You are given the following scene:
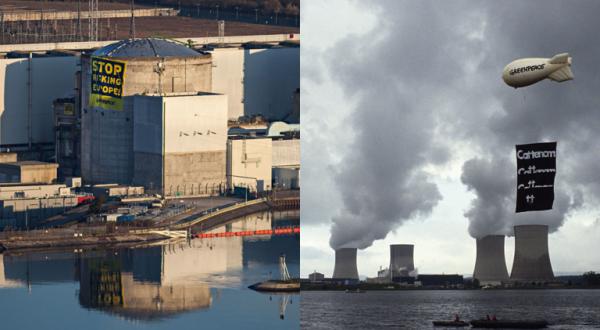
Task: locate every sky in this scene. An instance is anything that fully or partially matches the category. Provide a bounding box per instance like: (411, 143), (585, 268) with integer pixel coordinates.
(301, 0), (600, 278)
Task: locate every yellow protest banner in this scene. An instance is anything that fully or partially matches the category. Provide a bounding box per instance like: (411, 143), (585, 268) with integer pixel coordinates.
(89, 57), (126, 110)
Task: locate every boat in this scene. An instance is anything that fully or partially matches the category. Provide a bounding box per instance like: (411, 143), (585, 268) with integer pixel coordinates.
(432, 320), (469, 327)
(248, 280), (299, 292)
(344, 288), (365, 293)
(470, 319), (548, 329)
(248, 254), (300, 292)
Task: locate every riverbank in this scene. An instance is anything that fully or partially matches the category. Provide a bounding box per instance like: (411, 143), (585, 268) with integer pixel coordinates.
(300, 282), (600, 291)
(0, 192), (300, 252)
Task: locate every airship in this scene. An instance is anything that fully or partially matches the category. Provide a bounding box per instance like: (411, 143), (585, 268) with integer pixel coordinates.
(502, 53), (573, 88)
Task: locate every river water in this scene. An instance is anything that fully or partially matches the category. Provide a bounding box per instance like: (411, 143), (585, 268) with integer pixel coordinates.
(0, 211), (299, 330)
(301, 290), (600, 329)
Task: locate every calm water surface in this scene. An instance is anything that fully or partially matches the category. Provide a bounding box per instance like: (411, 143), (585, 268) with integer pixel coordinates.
(301, 290), (600, 329)
(0, 211), (299, 330)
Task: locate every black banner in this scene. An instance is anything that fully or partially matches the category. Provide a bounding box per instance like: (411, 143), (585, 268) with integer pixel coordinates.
(515, 142), (556, 213)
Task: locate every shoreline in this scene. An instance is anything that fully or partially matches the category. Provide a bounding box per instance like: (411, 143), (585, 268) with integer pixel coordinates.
(0, 193), (300, 253)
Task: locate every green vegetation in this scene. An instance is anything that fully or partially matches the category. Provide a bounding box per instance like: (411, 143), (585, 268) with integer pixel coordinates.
(583, 271), (600, 286)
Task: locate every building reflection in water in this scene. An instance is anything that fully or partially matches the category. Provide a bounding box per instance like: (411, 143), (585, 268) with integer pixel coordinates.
(0, 211), (299, 321)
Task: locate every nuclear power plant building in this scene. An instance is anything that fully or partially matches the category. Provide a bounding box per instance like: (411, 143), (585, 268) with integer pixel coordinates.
(389, 244), (415, 278)
(80, 38), (213, 185)
(510, 225), (555, 282)
(332, 248), (359, 280)
(473, 235), (509, 285)
(132, 93), (227, 197)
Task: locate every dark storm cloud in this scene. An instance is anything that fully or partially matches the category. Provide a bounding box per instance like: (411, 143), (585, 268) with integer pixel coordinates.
(321, 0), (600, 246)
(458, 0), (600, 237)
(327, 1), (487, 249)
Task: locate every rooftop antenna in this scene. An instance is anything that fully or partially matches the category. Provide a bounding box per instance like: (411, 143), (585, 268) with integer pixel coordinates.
(129, 0), (136, 39)
(88, 0), (98, 41)
(77, 0), (82, 41)
(218, 20), (225, 45)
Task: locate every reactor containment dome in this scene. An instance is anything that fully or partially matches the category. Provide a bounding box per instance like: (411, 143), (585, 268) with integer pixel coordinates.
(81, 38), (213, 185)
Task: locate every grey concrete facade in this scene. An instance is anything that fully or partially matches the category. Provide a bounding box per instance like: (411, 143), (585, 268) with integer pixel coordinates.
(132, 93), (227, 197)
(389, 244), (415, 278)
(163, 151), (226, 196)
(0, 161), (58, 184)
(510, 225), (554, 282)
(80, 44), (213, 185)
(473, 235), (509, 285)
(0, 195), (77, 229)
(332, 248), (359, 280)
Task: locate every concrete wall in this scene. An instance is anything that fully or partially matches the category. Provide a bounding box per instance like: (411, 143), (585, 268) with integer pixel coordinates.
(0, 153), (17, 163)
(272, 167), (299, 189)
(163, 94), (227, 153)
(510, 225), (554, 282)
(164, 151), (226, 196)
(0, 56), (78, 145)
(332, 248), (359, 280)
(227, 138), (272, 192)
(0, 162), (58, 184)
(0, 34), (300, 54)
(244, 48), (299, 121)
(211, 48), (244, 120)
(133, 152), (163, 193)
(91, 185), (144, 198)
(473, 235), (509, 285)
(0, 183), (67, 200)
(0, 195), (78, 228)
(2, 8), (178, 22)
(81, 54), (212, 185)
(272, 138), (300, 167)
(133, 94), (228, 196)
(210, 47), (300, 121)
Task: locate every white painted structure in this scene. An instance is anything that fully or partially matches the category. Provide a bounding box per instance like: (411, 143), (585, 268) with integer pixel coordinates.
(272, 139), (300, 167)
(226, 138), (272, 192)
(0, 34), (299, 54)
(0, 56), (77, 145)
(133, 93), (228, 196)
(211, 47), (300, 121)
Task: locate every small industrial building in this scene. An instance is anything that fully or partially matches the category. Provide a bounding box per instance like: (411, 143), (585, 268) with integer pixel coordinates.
(0, 153), (17, 163)
(0, 161), (58, 184)
(309, 271), (325, 282)
(272, 138), (300, 189)
(0, 183), (75, 229)
(227, 137), (272, 193)
(54, 97), (80, 179)
(89, 184), (145, 199)
(417, 274), (464, 287)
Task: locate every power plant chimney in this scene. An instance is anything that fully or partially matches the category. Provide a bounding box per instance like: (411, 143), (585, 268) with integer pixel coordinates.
(473, 235), (509, 284)
(389, 244), (415, 278)
(332, 248), (359, 280)
(510, 225), (554, 282)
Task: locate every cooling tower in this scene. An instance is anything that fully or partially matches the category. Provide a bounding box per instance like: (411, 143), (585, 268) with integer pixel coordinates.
(389, 244), (415, 277)
(472, 235), (509, 284)
(510, 225), (554, 282)
(332, 248), (359, 280)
